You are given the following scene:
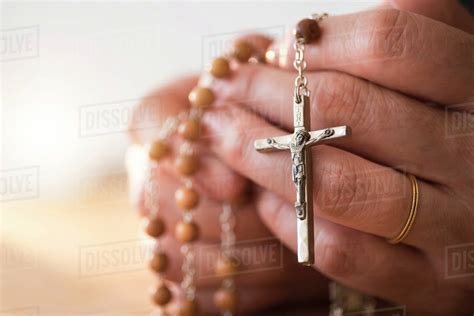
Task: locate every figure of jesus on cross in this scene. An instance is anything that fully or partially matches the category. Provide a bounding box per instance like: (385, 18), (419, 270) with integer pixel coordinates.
(254, 95), (351, 265)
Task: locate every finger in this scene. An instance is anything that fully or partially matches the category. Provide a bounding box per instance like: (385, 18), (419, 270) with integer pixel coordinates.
(255, 190), (437, 312)
(384, 0), (474, 33)
(127, 74), (248, 202)
(203, 104), (446, 249)
(265, 8), (474, 104)
(210, 64), (464, 185)
(158, 233), (328, 292)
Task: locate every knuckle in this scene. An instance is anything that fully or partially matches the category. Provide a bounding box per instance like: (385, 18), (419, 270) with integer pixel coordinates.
(311, 73), (375, 134)
(363, 8), (420, 61)
(315, 155), (384, 222)
(316, 159), (360, 218)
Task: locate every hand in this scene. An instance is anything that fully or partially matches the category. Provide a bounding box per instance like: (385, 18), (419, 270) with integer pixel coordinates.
(128, 76), (329, 315)
(201, 1), (474, 315)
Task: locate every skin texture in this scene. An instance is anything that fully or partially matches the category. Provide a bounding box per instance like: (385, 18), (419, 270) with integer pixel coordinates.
(128, 1), (474, 315)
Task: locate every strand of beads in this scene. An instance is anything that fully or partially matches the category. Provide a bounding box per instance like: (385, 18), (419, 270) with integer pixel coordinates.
(145, 117), (179, 313)
(214, 202), (239, 316)
(145, 38), (256, 315)
(173, 106), (204, 316)
(203, 40), (257, 315)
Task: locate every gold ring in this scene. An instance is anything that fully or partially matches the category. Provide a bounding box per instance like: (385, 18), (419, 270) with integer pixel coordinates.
(388, 174), (419, 244)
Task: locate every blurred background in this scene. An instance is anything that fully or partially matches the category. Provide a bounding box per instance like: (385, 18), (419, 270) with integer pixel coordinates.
(1, 1), (376, 315)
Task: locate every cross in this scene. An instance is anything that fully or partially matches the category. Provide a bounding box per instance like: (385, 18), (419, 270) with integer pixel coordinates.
(254, 95), (351, 265)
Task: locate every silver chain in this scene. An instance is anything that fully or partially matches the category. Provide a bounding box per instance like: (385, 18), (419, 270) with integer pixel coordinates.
(144, 162), (159, 218)
(181, 243), (196, 300)
(219, 202), (236, 316)
(220, 202), (236, 258)
(293, 13), (329, 101)
(157, 116), (179, 140)
(293, 37), (308, 100)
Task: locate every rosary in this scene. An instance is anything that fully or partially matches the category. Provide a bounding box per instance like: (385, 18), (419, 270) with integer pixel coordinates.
(142, 14), (376, 316)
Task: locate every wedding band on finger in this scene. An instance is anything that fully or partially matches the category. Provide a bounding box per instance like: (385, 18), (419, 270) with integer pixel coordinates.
(388, 174), (419, 244)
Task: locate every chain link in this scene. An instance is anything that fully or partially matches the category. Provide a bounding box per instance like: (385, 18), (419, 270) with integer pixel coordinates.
(293, 37), (308, 101)
(220, 202), (236, 258)
(219, 202), (236, 316)
(157, 116), (179, 140)
(180, 244), (196, 300)
(144, 162), (159, 218)
(293, 13), (329, 101)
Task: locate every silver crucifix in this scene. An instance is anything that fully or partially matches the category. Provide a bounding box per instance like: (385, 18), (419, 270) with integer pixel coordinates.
(254, 95), (351, 265)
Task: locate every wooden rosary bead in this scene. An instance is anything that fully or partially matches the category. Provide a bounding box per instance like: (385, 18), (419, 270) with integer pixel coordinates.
(210, 57), (231, 78)
(176, 299), (199, 316)
(175, 154), (199, 176)
(149, 251), (168, 273)
(232, 40), (253, 62)
(214, 288), (238, 312)
(151, 285), (172, 306)
(215, 256), (239, 277)
(294, 18), (321, 43)
(175, 187), (199, 210)
(149, 140), (169, 161)
(145, 217), (166, 238)
(177, 119), (201, 141)
(188, 87), (214, 109)
(175, 221), (199, 243)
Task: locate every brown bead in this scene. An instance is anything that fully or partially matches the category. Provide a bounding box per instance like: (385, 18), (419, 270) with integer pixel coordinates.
(175, 187), (199, 210)
(176, 299), (199, 316)
(149, 140), (169, 161)
(145, 217), (166, 238)
(175, 154), (199, 176)
(151, 285), (172, 306)
(214, 288), (238, 312)
(149, 251), (168, 273)
(188, 87), (214, 109)
(210, 57), (231, 78)
(175, 221), (199, 243)
(215, 256), (239, 278)
(294, 18), (321, 43)
(232, 41), (253, 62)
(177, 119), (201, 141)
